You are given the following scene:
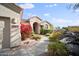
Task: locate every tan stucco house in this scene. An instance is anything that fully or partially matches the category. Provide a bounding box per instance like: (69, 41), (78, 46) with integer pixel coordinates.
(27, 16), (42, 34)
(41, 21), (53, 30)
(0, 3), (22, 49)
(26, 16), (53, 34)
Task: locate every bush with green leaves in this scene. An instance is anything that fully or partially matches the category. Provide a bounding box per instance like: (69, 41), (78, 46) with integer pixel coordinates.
(62, 26), (79, 32)
(49, 31), (63, 42)
(48, 42), (69, 56)
(48, 30), (69, 56)
(40, 28), (52, 35)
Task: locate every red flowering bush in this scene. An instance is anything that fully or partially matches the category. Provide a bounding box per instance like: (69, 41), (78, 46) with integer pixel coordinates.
(20, 23), (32, 40)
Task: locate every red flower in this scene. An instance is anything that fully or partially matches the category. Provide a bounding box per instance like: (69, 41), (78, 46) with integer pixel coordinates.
(20, 23), (32, 33)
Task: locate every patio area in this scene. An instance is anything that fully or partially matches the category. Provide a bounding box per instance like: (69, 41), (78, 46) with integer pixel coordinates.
(0, 36), (49, 56)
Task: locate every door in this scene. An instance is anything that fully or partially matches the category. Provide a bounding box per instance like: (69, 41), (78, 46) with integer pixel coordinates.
(0, 16), (10, 49)
(0, 21), (4, 48)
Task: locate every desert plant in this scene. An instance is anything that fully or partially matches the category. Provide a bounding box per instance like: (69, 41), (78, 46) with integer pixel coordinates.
(48, 30), (69, 56)
(31, 34), (41, 41)
(49, 31), (63, 42)
(68, 27), (79, 32)
(48, 42), (69, 56)
(62, 26), (79, 32)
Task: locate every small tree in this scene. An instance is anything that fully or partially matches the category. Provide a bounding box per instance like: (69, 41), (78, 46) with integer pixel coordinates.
(73, 3), (79, 10)
(48, 42), (69, 56)
(49, 31), (63, 42)
(20, 23), (32, 40)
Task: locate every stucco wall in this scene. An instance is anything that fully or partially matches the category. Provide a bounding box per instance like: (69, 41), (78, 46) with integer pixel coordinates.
(0, 4), (21, 48)
(41, 22), (51, 30)
(0, 5), (21, 24)
(29, 17), (41, 29)
(10, 26), (21, 47)
(29, 17), (42, 34)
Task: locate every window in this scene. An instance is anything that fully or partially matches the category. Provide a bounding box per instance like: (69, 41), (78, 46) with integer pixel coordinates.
(45, 24), (48, 29)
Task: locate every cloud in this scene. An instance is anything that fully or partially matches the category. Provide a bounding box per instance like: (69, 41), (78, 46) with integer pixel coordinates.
(18, 3), (34, 9)
(45, 4), (57, 7)
(43, 13), (50, 16)
(75, 9), (79, 12)
(52, 18), (72, 24)
(53, 4), (57, 6)
(27, 13), (37, 17)
(52, 18), (79, 27)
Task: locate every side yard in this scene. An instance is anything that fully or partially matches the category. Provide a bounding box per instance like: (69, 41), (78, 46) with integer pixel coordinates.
(0, 35), (49, 56)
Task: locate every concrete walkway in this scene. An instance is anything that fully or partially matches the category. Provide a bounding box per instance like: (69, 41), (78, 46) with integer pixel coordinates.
(0, 36), (49, 56)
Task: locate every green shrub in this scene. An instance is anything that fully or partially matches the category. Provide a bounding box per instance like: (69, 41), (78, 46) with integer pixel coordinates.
(40, 29), (52, 35)
(48, 30), (69, 56)
(48, 42), (69, 56)
(62, 26), (79, 32)
(49, 31), (63, 42)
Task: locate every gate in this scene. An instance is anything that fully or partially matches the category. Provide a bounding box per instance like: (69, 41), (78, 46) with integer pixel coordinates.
(0, 16), (10, 49)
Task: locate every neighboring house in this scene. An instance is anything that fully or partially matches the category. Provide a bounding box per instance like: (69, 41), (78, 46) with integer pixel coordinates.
(28, 16), (42, 34)
(0, 3), (22, 49)
(25, 16), (53, 34)
(41, 21), (53, 30)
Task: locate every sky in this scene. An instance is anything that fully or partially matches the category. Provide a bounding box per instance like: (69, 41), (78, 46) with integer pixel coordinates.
(17, 3), (79, 28)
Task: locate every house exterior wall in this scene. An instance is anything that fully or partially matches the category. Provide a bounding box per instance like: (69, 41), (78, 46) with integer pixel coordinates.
(29, 17), (41, 34)
(0, 5), (21, 24)
(0, 4), (22, 48)
(29, 17), (53, 34)
(41, 22), (53, 30)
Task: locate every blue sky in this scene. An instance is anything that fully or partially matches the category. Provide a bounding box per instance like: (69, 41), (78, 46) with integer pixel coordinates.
(17, 3), (79, 27)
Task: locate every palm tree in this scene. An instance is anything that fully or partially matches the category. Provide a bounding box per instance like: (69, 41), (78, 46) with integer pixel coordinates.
(68, 3), (79, 10)
(73, 3), (79, 10)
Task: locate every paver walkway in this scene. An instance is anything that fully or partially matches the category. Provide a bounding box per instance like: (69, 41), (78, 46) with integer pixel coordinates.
(0, 36), (49, 56)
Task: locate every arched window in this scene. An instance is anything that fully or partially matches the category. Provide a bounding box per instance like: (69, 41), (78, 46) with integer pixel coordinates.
(45, 24), (48, 29)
